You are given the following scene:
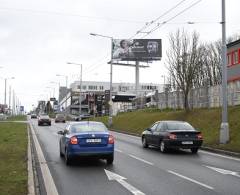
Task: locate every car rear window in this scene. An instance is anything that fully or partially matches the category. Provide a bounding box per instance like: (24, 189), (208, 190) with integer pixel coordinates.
(70, 123), (108, 133)
(166, 122), (195, 131)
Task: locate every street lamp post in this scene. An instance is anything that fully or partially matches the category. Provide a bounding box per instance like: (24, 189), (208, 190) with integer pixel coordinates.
(67, 62), (82, 118)
(56, 74), (68, 113)
(90, 33), (113, 127)
(3, 77), (15, 111)
(220, 0), (229, 144)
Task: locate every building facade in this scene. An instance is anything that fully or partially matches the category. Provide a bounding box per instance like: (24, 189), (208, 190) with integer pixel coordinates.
(227, 39), (240, 82)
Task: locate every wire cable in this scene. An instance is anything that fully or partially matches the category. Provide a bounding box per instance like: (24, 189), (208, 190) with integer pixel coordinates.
(141, 0), (203, 38)
(130, 0), (187, 39)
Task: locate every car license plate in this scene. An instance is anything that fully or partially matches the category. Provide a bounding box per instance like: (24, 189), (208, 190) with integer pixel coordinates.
(86, 139), (101, 143)
(182, 141), (193, 145)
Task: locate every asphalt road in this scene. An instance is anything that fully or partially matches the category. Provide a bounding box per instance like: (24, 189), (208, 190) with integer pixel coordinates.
(30, 118), (240, 195)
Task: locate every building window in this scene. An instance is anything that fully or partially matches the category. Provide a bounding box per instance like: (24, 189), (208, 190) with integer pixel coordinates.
(227, 53), (231, 66)
(233, 50), (239, 65)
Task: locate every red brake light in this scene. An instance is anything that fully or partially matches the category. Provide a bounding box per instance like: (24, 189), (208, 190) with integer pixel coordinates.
(108, 135), (114, 144)
(197, 133), (203, 140)
(169, 133), (177, 140)
(70, 136), (78, 145)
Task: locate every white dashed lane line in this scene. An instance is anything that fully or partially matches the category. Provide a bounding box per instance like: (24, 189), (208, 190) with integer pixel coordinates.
(167, 170), (214, 190)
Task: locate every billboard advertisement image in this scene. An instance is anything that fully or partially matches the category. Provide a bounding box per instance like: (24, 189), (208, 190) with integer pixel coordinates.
(112, 39), (162, 61)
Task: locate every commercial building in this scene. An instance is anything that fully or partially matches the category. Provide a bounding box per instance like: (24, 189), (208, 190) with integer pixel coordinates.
(59, 81), (163, 116)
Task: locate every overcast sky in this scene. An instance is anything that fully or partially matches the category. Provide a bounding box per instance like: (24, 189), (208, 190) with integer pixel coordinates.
(0, 0), (239, 111)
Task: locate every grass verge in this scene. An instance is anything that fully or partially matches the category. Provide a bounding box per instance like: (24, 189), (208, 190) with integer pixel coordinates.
(0, 122), (28, 195)
(91, 106), (240, 153)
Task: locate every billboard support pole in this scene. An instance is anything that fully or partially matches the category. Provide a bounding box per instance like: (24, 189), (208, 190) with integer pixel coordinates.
(108, 38), (113, 127)
(135, 61), (140, 97)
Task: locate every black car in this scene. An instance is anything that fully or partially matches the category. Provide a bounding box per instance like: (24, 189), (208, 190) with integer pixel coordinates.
(38, 114), (51, 126)
(141, 121), (203, 154)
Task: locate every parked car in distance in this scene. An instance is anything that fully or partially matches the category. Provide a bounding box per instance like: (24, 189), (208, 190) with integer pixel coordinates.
(141, 121), (203, 154)
(55, 114), (66, 123)
(58, 121), (114, 165)
(31, 113), (37, 119)
(38, 114), (51, 126)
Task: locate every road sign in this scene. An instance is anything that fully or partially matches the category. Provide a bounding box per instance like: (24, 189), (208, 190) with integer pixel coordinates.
(20, 106), (24, 112)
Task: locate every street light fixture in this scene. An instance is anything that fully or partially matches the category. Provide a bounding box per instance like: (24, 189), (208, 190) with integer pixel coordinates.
(90, 32), (113, 127)
(67, 62), (82, 117)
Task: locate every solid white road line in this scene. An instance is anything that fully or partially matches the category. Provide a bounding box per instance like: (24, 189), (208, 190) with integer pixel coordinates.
(115, 149), (123, 153)
(128, 154), (154, 166)
(199, 150), (240, 162)
(168, 170), (214, 190)
(29, 122), (59, 195)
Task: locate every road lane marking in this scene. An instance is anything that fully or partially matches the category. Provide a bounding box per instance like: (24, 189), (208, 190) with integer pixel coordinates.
(168, 170), (214, 190)
(115, 149), (123, 153)
(205, 165), (240, 178)
(128, 154), (154, 166)
(29, 122), (59, 195)
(200, 150), (240, 162)
(105, 169), (145, 195)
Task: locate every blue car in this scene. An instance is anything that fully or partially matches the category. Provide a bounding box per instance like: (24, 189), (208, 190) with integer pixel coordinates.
(58, 121), (114, 165)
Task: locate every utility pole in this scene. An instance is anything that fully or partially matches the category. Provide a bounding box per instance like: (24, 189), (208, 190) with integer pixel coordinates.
(220, 0), (229, 144)
(4, 79), (7, 106)
(9, 86), (11, 115)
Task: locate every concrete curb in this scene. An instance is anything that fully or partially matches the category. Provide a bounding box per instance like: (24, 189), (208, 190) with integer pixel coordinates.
(28, 125), (35, 195)
(110, 128), (240, 158)
(29, 122), (59, 195)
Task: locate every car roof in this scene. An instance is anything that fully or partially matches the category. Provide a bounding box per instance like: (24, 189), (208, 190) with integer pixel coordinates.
(68, 121), (104, 126)
(156, 120), (189, 124)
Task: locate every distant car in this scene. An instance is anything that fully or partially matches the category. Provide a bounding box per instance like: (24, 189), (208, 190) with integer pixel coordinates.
(38, 114), (51, 126)
(55, 114), (66, 123)
(141, 121), (203, 154)
(31, 113), (37, 119)
(58, 121), (114, 165)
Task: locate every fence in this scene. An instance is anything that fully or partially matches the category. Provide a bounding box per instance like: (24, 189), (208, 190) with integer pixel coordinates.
(157, 80), (240, 109)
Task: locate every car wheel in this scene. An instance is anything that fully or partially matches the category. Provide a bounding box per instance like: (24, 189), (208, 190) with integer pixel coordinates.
(191, 148), (199, 154)
(106, 154), (114, 165)
(142, 136), (148, 148)
(38, 123), (41, 126)
(65, 148), (72, 166)
(160, 141), (167, 153)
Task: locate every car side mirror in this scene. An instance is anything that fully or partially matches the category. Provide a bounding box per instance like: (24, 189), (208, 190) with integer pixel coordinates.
(57, 130), (64, 135)
(146, 128), (152, 132)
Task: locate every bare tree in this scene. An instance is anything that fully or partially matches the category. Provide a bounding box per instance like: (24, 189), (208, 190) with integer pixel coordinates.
(166, 29), (202, 110)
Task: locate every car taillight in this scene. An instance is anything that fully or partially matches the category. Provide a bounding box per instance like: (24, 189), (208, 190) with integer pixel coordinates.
(108, 135), (114, 144)
(70, 136), (78, 145)
(168, 133), (177, 140)
(197, 133), (203, 140)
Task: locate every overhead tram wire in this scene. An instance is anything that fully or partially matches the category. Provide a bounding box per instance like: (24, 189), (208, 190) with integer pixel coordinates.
(0, 7), (145, 24)
(140, 0), (204, 38)
(130, 0), (188, 39)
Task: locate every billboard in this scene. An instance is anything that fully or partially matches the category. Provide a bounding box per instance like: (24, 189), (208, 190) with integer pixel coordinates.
(112, 39), (162, 61)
